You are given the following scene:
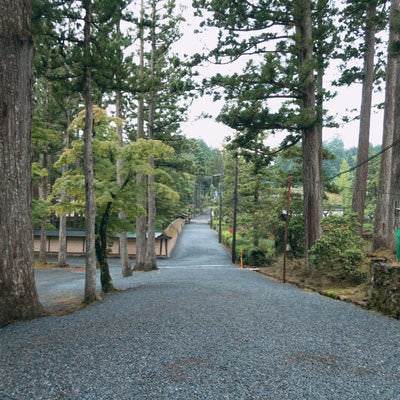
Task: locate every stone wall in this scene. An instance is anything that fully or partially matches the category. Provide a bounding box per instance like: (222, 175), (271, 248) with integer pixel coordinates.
(369, 258), (400, 319)
(34, 217), (187, 259)
(163, 218), (186, 257)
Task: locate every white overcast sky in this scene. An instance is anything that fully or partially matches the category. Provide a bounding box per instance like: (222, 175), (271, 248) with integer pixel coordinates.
(171, 2), (385, 150)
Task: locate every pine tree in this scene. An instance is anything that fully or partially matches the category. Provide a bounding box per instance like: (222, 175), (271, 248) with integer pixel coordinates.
(52, 106), (175, 291)
(32, 0), (80, 268)
(351, 1), (379, 231)
(81, 0), (98, 302)
(133, 0), (197, 270)
(194, 0), (332, 249)
(0, 0), (43, 326)
(336, 0), (387, 231)
(373, 0), (400, 250)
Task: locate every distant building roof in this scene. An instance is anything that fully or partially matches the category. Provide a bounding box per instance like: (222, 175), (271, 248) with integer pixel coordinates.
(34, 230), (171, 240)
(34, 230), (86, 238)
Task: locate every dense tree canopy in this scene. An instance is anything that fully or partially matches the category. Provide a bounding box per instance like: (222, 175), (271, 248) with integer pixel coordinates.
(1, 0), (400, 324)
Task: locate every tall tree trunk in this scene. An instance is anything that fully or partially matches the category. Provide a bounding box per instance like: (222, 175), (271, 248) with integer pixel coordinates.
(352, 1), (377, 232)
(144, 0), (158, 270)
(111, 7), (132, 277)
(0, 0), (42, 326)
(373, 0), (400, 250)
(135, 0), (147, 270)
(57, 123), (70, 267)
(83, 0), (97, 303)
(315, 66), (323, 142)
(145, 159), (157, 269)
(116, 90), (132, 276)
(39, 81), (52, 264)
(58, 214), (67, 265)
(39, 152), (48, 264)
(253, 184), (260, 248)
(388, 63), (400, 250)
(314, 0), (326, 142)
(253, 165), (261, 248)
(95, 202), (114, 292)
(118, 213), (131, 276)
(296, 0), (322, 251)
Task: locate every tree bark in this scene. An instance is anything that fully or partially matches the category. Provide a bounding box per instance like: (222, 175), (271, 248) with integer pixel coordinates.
(57, 124), (70, 267)
(373, 0), (400, 250)
(0, 0), (43, 326)
(145, 161), (157, 269)
(39, 81), (52, 264)
(144, 0), (158, 269)
(135, 0), (148, 270)
(38, 152), (48, 264)
(95, 202), (114, 292)
(83, 0), (97, 303)
(314, 0), (327, 143)
(253, 171), (261, 248)
(116, 89), (132, 277)
(352, 1), (377, 232)
(110, 8), (132, 277)
(388, 63), (400, 250)
(296, 0), (322, 250)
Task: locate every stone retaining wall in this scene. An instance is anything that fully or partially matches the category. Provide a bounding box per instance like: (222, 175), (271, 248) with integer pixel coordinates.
(163, 217), (186, 257)
(369, 258), (400, 319)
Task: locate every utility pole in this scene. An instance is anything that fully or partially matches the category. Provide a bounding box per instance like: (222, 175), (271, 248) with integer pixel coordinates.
(210, 171), (223, 243)
(232, 154), (239, 263)
(218, 172), (223, 243)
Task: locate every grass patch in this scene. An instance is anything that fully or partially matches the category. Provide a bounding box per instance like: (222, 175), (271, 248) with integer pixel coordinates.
(258, 256), (370, 307)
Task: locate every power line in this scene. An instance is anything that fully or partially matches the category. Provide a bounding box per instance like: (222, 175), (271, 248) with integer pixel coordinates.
(327, 136), (400, 181)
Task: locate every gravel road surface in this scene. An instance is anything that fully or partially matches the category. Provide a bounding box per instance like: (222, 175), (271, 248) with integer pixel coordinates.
(1, 215), (400, 399)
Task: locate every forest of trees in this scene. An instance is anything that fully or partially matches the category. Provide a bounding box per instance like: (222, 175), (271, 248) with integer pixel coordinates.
(1, 0), (400, 326)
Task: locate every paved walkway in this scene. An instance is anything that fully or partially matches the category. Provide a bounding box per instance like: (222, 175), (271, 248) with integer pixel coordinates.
(34, 214), (231, 311)
(1, 216), (400, 399)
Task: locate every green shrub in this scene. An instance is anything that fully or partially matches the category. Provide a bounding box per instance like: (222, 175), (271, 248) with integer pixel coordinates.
(273, 214), (305, 258)
(309, 214), (366, 283)
(244, 248), (268, 267)
(221, 230), (232, 248)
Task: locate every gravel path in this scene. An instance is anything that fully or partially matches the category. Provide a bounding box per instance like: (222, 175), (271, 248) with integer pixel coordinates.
(1, 216), (400, 399)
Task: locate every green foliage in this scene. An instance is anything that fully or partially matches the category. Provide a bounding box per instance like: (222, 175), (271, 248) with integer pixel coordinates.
(309, 214), (366, 283)
(230, 235), (275, 266)
(334, 0), (387, 88)
(323, 137), (347, 179)
(194, 0), (340, 156)
(51, 106), (176, 233)
(32, 199), (53, 228)
(271, 199), (305, 259)
(334, 159), (353, 213)
(32, 162), (48, 179)
(243, 248), (268, 267)
(155, 183), (181, 228)
(221, 229), (232, 248)
(221, 143), (307, 261)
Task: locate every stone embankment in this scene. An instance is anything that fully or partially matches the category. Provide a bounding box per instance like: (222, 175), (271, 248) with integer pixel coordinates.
(369, 258), (400, 319)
